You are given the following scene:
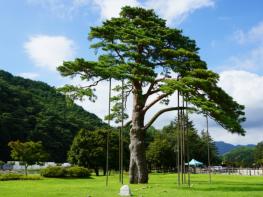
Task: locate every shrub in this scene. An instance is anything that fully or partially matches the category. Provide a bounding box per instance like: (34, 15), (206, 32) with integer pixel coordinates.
(66, 166), (91, 178)
(40, 166), (66, 178)
(40, 166), (91, 178)
(0, 173), (41, 181)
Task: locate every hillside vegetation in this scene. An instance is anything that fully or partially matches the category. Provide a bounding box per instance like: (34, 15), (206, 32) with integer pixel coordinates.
(0, 70), (105, 162)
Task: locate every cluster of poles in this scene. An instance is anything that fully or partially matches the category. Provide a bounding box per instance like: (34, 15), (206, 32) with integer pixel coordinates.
(176, 90), (191, 187)
(105, 78), (125, 186)
(176, 90), (211, 187)
(105, 79), (211, 187)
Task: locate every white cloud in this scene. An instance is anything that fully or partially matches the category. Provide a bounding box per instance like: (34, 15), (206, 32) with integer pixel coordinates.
(219, 70), (263, 108)
(24, 35), (75, 71)
(91, 0), (140, 19)
(144, 0), (214, 25)
(17, 72), (39, 80)
(213, 21), (263, 144)
(223, 22), (263, 72)
(234, 21), (263, 44)
(219, 70), (263, 128)
(216, 70), (263, 144)
(26, 0), (76, 18)
(209, 126), (263, 145)
(228, 46), (263, 72)
(90, 0), (214, 24)
(27, 0), (215, 24)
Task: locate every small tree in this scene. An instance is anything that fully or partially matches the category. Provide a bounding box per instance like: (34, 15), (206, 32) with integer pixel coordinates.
(146, 134), (176, 172)
(68, 128), (129, 176)
(8, 140), (48, 175)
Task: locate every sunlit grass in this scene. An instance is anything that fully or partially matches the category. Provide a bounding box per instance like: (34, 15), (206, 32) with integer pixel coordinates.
(0, 173), (263, 196)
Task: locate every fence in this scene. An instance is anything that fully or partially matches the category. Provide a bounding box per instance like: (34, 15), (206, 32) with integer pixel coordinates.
(196, 167), (263, 176)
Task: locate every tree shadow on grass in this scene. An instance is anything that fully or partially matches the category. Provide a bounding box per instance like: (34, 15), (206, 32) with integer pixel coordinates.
(189, 181), (263, 192)
(49, 177), (94, 180)
(195, 186), (263, 192)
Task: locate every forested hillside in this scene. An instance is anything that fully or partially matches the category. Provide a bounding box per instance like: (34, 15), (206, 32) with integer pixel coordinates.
(0, 70), (105, 162)
(215, 141), (255, 155)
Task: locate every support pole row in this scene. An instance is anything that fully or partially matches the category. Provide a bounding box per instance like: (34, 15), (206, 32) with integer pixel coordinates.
(177, 91), (191, 187)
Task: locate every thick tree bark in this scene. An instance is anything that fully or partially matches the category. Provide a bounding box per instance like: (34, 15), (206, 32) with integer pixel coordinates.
(129, 128), (148, 183)
(129, 87), (148, 184)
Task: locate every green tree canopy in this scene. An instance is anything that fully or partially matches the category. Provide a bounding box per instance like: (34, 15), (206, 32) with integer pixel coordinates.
(254, 141), (263, 166)
(8, 140), (48, 175)
(58, 6), (245, 183)
(68, 128), (129, 176)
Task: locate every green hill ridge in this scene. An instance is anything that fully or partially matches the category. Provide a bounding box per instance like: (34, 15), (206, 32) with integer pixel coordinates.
(0, 70), (105, 162)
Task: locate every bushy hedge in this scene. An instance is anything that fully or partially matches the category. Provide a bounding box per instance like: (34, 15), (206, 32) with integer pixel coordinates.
(40, 166), (90, 178)
(40, 166), (66, 177)
(66, 166), (91, 177)
(0, 173), (41, 181)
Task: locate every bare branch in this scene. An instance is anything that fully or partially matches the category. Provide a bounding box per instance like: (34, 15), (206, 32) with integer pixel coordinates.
(147, 88), (161, 96)
(145, 81), (156, 96)
(82, 78), (105, 88)
(143, 93), (171, 113)
(144, 77), (168, 97)
(144, 106), (193, 130)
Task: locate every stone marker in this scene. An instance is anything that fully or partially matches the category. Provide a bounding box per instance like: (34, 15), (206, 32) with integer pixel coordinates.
(119, 185), (132, 196)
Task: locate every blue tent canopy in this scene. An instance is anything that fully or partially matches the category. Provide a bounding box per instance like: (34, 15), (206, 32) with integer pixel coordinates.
(186, 159), (203, 166)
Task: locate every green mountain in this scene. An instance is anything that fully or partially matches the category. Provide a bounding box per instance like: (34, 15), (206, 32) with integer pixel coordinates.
(215, 141), (255, 155)
(0, 70), (105, 162)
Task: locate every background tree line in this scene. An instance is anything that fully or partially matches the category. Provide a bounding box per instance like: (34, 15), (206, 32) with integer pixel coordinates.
(68, 117), (221, 175)
(146, 118), (220, 172)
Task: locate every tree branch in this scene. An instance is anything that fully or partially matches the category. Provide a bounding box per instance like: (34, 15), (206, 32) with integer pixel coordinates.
(144, 77), (168, 98)
(124, 120), (132, 128)
(143, 93), (170, 113)
(144, 106), (192, 130)
(112, 42), (125, 63)
(82, 78), (105, 88)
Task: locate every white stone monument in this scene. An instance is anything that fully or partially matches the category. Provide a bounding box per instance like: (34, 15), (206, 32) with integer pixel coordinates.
(119, 185), (132, 196)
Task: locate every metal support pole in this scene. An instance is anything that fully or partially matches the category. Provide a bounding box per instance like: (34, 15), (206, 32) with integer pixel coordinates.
(182, 95), (186, 184)
(120, 79), (124, 185)
(186, 99), (191, 187)
(180, 97), (183, 184)
(119, 127), (121, 183)
(206, 115), (211, 184)
(177, 90), (180, 186)
(106, 78), (111, 187)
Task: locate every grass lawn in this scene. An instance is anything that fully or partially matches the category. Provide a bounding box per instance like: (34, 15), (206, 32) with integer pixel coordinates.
(0, 173), (263, 197)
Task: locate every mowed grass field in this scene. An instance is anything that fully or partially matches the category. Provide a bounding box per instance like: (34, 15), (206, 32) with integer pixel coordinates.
(0, 173), (263, 197)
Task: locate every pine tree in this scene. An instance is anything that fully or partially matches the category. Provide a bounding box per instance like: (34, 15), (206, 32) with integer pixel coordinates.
(58, 6), (245, 183)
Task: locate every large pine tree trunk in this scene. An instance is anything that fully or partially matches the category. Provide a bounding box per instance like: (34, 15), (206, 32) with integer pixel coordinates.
(129, 129), (148, 183)
(129, 89), (148, 184)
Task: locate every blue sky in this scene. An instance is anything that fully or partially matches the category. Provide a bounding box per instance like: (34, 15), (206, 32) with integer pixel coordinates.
(1, 0), (263, 144)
